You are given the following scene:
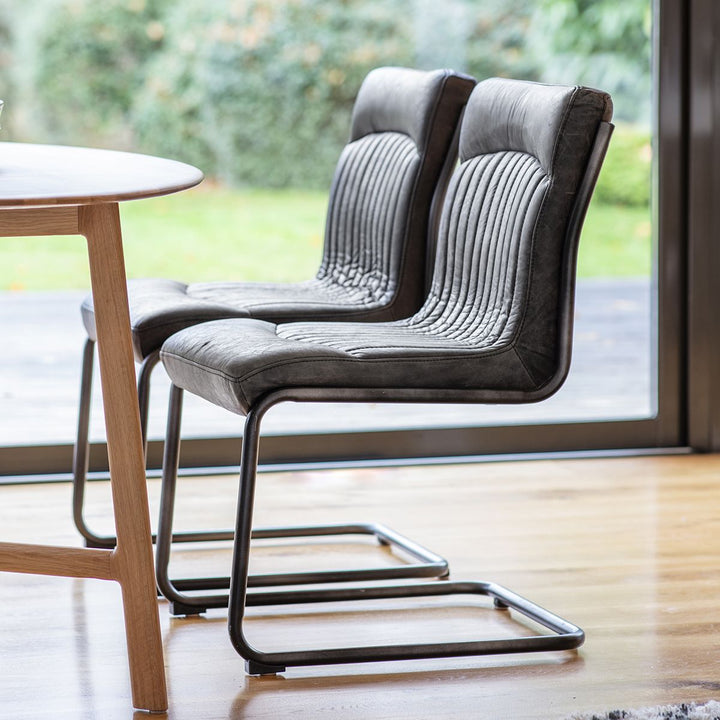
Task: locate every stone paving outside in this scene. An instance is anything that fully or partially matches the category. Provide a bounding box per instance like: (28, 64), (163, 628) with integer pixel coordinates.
(0, 278), (652, 450)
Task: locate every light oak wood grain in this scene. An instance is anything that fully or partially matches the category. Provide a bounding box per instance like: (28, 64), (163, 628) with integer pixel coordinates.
(0, 144), (204, 713)
(0, 205), (78, 235)
(0, 542), (113, 579)
(1, 453), (719, 719)
(0, 142), (203, 206)
(80, 202), (167, 712)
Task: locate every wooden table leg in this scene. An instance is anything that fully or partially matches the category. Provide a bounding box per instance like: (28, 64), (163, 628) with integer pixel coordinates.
(80, 204), (168, 713)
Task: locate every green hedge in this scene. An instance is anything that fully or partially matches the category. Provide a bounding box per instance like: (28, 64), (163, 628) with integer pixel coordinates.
(0, 3), (13, 129)
(133, 0), (414, 188)
(21, 0), (543, 188)
(32, 0), (172, 148)
(595, 124), (651, 207)
(7, 0), (650, 202)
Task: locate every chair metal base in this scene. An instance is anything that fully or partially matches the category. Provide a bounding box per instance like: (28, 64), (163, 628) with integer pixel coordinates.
(226, 392), (584, 676)
(73, 343), (450, 607)
(164, 522), (450, 616)
(72, 339), (160, 549)
(239, 580), (584, 675)
(156, 384), (450, 615)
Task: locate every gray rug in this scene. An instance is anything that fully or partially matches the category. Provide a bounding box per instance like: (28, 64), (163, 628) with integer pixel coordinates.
(564, 701), (720, 720)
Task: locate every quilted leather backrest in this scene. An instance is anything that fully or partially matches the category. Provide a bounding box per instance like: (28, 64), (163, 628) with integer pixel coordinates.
(317, 67), (475, 320)
(418, 78), (613, 387)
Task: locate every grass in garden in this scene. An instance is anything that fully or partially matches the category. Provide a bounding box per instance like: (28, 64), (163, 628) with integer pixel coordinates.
(0, 183), (649, 291)
(0, 184), (327, 291)
(577, 200), (651, 278)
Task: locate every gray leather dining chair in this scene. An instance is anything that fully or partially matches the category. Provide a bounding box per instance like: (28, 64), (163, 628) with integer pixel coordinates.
(73, 66), (475, 597)
(158, 77), (613, 672)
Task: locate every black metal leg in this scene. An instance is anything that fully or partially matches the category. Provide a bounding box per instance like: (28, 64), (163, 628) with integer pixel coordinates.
(156, 384), (227, 615)
(72, 338), (114, 549)
(72, 343), (160, 549)
(226, 397), (584, 675)
(155, 386), (450, 616)
(155, 383), (183, 610)
(137, 349), (159, 460)
(227, 403), (284, 674)
(75, 345), (450, 601)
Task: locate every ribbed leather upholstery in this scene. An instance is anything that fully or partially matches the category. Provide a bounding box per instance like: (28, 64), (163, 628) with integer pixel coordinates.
(160, 78), (613, 416)
(81, 67), (475, 361)
(188, 131), (418, 314)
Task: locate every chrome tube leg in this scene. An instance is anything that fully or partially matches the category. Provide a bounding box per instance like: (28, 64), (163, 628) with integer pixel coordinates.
(155, 383), (235, 612)
(72, 346), (160, 549)
(222, 396), (583, 675)
(72, 338), (116, 549)
(155, 384), (207, 614)
(137, 351), (160, 458)
(227, 403), (285, 675)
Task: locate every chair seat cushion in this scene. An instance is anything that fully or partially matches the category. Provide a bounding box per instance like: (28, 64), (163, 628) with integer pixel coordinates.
(160, 317), (541, 416)
(81, 277), (400, 361)
(80, 69), (477, 364)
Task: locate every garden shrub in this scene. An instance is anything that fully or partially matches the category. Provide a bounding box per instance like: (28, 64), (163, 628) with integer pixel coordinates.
(0, 2), (14, 135)
(594, 124), (651, 207)
(463, 0), (542, 84)
(133, 0), (543, 188)
(31, 0), (172, 148)
(129, 2), (213, 173)
(528, 0), (652, 124)
(12, 0), (651, 199)
(134, 0), (414, 188)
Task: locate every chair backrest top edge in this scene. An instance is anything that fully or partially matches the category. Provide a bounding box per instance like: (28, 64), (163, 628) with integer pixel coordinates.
(351, 66), (475, 151)
(459, 77), (613, 172)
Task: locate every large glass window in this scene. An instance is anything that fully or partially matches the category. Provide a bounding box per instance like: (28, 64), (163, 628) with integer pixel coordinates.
(0, 0), (682, 474)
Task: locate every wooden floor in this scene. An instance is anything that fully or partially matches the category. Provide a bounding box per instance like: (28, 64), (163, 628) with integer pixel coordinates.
(1, 453), (719, 719)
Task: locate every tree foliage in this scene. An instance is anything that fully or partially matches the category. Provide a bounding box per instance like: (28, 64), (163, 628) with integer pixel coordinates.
(32, 0), (172, 147)
(528, 0), (652, 123)
(0, 1), (14, 133)
(2, 0), (651, 194)
(134, 0), (414, 187)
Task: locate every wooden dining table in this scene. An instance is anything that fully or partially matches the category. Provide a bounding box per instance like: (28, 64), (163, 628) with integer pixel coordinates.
(0, 141), (204, 712)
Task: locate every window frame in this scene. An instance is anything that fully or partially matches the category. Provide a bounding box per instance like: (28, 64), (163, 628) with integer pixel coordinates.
(0, 0), (694, 480)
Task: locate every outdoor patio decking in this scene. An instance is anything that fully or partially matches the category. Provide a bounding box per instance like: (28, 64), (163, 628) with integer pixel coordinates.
(0, 277), (652, 452)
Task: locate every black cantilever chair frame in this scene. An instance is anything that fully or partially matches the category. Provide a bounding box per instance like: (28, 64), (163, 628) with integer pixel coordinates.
(158, 77), (613, 673)
(228, 386), (589, 675)
(73, 66), (475, 602)
(156, 382), (450, 615)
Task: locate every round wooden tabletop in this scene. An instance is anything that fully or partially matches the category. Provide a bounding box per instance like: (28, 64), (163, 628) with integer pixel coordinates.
(0, 142), (204, 207)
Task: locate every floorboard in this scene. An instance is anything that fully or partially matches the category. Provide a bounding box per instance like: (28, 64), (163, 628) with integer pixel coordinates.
(0, 453), (718, 719)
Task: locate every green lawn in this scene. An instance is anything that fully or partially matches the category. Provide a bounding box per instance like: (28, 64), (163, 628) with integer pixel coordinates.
(577, 200), (651, 278)
(0, 184), (650, 291)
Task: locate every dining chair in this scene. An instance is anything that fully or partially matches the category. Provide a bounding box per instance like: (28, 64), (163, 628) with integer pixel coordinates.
(158, 77), (613, 672)
(73, 66), (475, 598)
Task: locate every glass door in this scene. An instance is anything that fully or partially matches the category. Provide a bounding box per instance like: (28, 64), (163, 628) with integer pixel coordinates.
(0, 0), (685, 476)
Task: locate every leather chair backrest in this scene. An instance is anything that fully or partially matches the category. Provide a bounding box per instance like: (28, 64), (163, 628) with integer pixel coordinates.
(317, 67), (475, 320)
(416, 77), (613, 387)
